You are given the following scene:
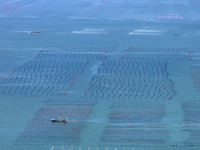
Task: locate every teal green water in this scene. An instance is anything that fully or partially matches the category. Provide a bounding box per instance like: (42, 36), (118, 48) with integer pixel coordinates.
(0, 18), (200, 150)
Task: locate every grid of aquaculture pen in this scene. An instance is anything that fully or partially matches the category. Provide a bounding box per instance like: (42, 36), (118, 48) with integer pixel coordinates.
(100, 101), (169, 145)
(0, 47), (114, 96)
(1, 46), (198, 148)
(129, 26), (180, 37)
(182, 101), (200, 146)
(84, 47), (192, 101)
(190, 65), (200, 88)
(120, 47), (192, 61)
(84, 59), (176, 100)
(17, 100), (95, 144)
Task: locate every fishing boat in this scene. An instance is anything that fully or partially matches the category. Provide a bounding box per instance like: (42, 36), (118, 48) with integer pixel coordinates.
(51, 117), (68, 123)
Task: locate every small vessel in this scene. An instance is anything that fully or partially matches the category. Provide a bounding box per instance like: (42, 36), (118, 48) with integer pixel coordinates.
(31, 31), (41, 34)
(51, 117), (68, 123)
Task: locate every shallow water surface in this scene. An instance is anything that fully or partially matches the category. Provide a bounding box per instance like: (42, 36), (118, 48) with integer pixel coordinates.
(0, 1), (200, 150)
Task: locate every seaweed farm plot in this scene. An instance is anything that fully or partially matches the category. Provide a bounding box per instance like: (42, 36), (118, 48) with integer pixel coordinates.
(108, 101), (165, 124)
(190, 65), (200, 89)
(0, 47), (115, 97)
(84, 60), (176, 100)
(129, 25), (180, 36)
(83, 47), (187, 100)
(182, 101), (200, 146)
(154, 15), (184, 22)
(100, 101), (169, 145)
(120, 47), (192, 61)
(16, 99), (95, 146)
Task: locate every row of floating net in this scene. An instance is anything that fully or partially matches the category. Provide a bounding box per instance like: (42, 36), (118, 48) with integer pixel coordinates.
(84, 47), (192, 100)
(100, 101), (170, 144)
(190, 65), (200, 88)
(0, 47), (192, 99)
(84, 60), (176, 100)
(2, 46), (197, 147)
(17, 100), (200, 146)
(17, 100), (170, 145)
(182, 101), (200, 146)
(18, 100), (95, 144)
(0, 47), (114, 96)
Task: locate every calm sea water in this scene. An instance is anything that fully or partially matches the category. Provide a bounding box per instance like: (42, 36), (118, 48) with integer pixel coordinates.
(1, 1), (200, 150)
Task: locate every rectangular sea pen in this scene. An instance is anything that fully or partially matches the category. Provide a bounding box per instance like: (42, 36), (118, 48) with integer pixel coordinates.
(84, 58), (176, 100)
(0, 47), (116, 96)
(190, 65), (200, 88)
(182, 101), (200, 146)
(100, 101), (168, 145)
(17, 99), (96, 144)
